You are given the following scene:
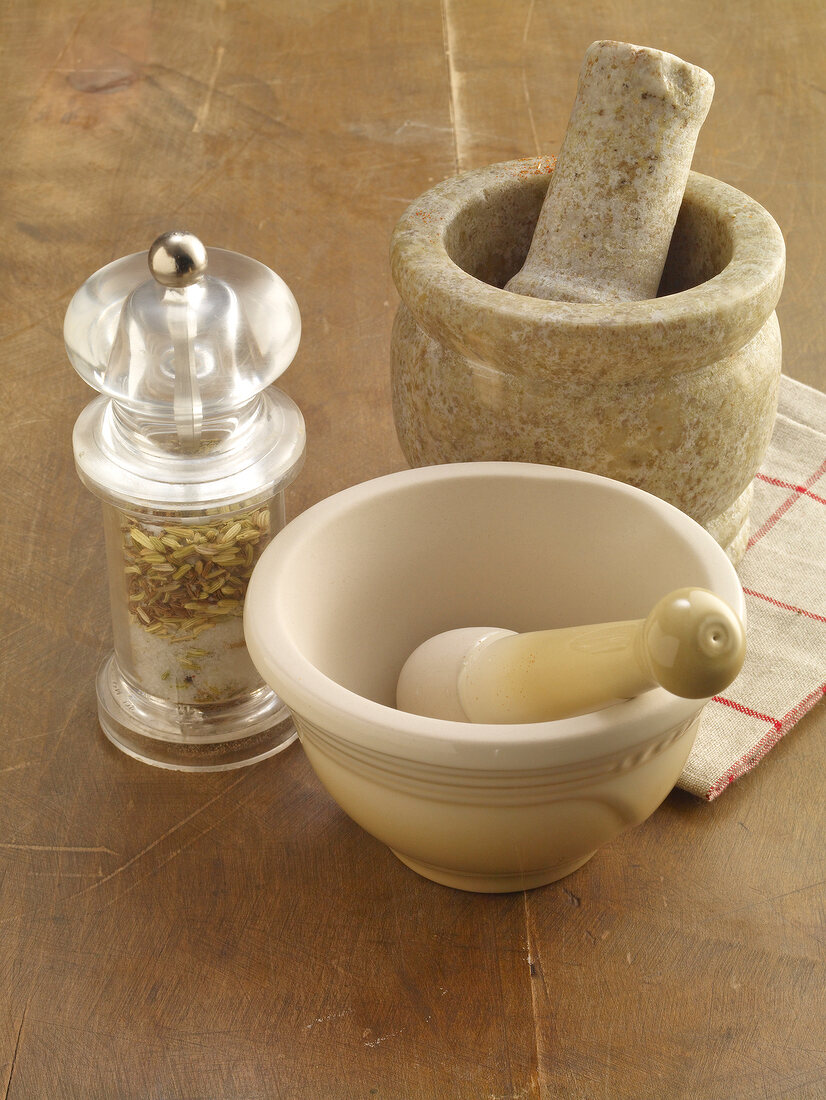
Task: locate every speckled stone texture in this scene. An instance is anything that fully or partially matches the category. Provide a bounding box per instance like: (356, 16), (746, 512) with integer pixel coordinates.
(506, 42), (714, 303)
(390, 159), (785, 562)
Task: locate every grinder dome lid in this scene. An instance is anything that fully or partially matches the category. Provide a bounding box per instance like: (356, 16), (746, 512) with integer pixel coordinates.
(64, 230), (301, 421)
(66, 232), (305, 511)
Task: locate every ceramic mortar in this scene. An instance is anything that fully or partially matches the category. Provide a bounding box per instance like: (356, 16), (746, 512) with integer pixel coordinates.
(244, 463), (744, 893)
(390, 159), (785, 562)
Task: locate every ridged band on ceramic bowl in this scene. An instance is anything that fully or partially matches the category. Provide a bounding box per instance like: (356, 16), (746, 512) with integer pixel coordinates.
(244, 462), (745, 892)
(390, 159), (786, 562)
(294, 710), (701, 892)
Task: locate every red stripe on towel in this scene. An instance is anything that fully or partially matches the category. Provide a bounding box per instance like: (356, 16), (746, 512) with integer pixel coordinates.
(706, 684), (826, 800)
(748, 458), (826, 550)
(741, 588), (826, 625)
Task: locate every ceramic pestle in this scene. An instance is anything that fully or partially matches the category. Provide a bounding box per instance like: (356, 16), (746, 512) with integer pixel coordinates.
(505, 41), (714, 303)
(396, 588), (745, 724)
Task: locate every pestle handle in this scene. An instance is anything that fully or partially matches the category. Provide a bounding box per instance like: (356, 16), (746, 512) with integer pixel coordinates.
(396, 588), (745, 724)
(637, 586), (745, 699)
(459, 588), (744, 723)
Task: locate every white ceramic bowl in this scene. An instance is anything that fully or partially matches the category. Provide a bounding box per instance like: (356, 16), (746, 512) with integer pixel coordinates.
(245, 463), (744, 892)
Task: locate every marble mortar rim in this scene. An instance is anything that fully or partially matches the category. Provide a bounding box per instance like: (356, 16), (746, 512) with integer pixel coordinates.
(390, 158), (785, 382)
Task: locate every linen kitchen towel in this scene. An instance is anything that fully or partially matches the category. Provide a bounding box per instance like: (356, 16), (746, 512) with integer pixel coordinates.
(679, 374), (826, 799)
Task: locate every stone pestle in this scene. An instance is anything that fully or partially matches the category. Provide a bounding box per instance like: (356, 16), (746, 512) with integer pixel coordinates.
(505, 41), (715, 303)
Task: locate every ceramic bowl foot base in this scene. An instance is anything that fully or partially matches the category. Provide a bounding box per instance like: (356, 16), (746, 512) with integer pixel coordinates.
(391, 849), (596, 893)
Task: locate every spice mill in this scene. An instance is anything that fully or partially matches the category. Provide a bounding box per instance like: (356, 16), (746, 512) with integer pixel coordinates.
(66, 231), (306, 770)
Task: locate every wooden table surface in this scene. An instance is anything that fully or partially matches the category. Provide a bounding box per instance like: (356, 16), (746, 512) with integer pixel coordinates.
(2, 2), (824, 1097)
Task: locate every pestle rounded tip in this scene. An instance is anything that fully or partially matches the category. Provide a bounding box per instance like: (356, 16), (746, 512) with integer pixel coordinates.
(396, 627), (514, 721)
(642, 588), (745, 699)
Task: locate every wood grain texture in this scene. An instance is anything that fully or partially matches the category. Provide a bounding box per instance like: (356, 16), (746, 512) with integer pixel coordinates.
(0, 1), (823, 1097)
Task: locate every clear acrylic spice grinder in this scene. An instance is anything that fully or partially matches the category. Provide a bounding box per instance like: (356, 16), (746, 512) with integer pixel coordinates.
(66, 231), (305, 770)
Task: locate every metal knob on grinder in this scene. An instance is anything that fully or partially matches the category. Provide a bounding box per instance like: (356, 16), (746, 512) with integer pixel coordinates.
(148, 230), (208, 287)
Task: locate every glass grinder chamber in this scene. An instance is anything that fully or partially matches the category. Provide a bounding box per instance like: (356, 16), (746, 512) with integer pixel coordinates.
(66, 231), (305, 770)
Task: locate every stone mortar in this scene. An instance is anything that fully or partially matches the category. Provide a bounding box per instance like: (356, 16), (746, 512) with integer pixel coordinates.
(390, 157), (785, 563)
